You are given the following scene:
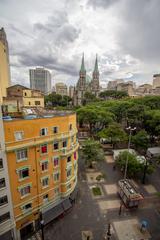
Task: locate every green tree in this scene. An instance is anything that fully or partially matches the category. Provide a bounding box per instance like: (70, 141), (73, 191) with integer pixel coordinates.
(82, 139), (105, 168)
(45, 93), (72, 107)
(77, 106), (114, 133)
(99, 90), (128, 100)
(82, 91), (98, 105)
(97, 123), (127, 148)
(144, 110), (160, 138)
(132, 130), (149, 153)
(116, 151), (154, 178)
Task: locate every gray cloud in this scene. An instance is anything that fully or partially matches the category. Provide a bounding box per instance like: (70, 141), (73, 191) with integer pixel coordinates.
(117, 0), (160, 63)
(88, 0), (119, 9)
(18, 51), (78, 77)
(33, 12), (80, 46)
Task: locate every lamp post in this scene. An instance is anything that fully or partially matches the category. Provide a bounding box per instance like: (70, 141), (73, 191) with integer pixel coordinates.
(40, 219), (45, 240)
(142, 156), (148, 184)
(124, 126), (136, 180)
(118, 126), (136, 216)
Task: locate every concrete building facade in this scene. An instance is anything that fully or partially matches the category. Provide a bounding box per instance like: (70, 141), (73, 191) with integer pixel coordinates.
(55, 82), (68, 96)
(0, 28), (10, 103)
(153, 74), (160, 89)
(29, 68), (51, 94)
(3, 110), (78, 239)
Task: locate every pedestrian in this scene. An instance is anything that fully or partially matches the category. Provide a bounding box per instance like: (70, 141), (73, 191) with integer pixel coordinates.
(113, 165), (116, 170)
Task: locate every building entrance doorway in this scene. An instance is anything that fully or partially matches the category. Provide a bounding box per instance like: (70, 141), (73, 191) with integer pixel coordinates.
(20, 222), (34, 240)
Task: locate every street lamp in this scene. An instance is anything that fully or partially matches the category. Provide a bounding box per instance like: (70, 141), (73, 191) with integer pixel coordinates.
(40, 219), (45, 240)
(118, 126), (136, 216)
(124, 126), (136, 180)
(142, 156), (148, 184)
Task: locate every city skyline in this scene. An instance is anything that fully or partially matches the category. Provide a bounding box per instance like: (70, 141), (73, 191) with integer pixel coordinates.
(0, 0), (160, 88)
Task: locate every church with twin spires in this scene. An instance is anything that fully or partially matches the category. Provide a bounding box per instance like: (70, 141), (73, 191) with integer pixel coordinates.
(73, 54), (100, 105)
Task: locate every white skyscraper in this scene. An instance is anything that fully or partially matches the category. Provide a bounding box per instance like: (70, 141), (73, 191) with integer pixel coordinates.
(29, 67), (51, 94)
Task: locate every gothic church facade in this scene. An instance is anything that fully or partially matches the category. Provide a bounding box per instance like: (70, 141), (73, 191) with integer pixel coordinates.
(73, 54), (100, 106)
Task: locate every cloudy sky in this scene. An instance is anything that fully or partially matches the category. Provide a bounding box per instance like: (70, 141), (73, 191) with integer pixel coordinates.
(0, 0), (160, 88)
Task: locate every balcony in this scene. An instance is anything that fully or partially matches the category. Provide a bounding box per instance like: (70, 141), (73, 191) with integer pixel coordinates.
(60, 143), (79, 156)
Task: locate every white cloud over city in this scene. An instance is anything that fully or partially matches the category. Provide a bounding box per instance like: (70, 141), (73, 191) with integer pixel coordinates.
(0, 0), (160, 88)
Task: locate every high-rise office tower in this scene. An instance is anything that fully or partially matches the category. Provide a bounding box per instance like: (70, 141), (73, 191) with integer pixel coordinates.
(0, 27), (11, 103)
(29, 67), (51, 94)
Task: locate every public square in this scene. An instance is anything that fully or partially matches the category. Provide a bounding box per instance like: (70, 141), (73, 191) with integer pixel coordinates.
(38, 152), (160, 240)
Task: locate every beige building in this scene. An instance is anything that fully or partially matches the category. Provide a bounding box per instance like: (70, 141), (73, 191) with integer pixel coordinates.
(116, 82), (135, 96)
(55, 82), (68, 96)
(69, 86), (74, 98)
(0, 28), (10, 103)
(153, 74), (160, 88)
(3, 84), (44, 112)
(107, 79), (124, 90)
(136, 84), (152, 95)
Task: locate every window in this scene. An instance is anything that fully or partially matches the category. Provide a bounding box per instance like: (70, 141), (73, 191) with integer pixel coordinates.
(18, 168), (29, 179)
(0, 212), (10, 224)
(0, 158), (3, 169)
(35, 101), (40, 105)
(69, 124), (72, 131)
(41, 144), (48, 154)
(40, 128), (48, 136)
(43, 194), (49, 203)
(74, 151), (77, 160)
(62, 140), (67, 148)
(24, 92), (27, 96)
(53, 126), (58, 134)
(0, 195), (8, 206)
(53, 157), (59, 167)
(53, 142), (59, 150)
(67, 156), (71, 163)
(20, 185), (31, 197)
(41, 161), (48, 171)
(22, 203), (32, 212)
(67, 168), (72, 178)
(42, 177), (49, 187)
(0, 178), (6, 189)
(16, 149), (27, 162)
(14, 131), (24, 141)
(54, 172), (60, 181)
(29, 101), (31, 105)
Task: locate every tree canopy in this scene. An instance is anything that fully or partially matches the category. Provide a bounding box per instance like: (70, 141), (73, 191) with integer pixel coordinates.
(116, 151), (154, 178)
(82, 139), (105, 168)
(97, 122), (127, 147)
(45, 93), (72, 107)
(99, 90), (128, 100)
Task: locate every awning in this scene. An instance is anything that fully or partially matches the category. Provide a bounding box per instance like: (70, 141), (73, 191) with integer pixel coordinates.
(43, 203), (64, 225)
(62, 199), (72, 211)
(70, 187), (78, 201)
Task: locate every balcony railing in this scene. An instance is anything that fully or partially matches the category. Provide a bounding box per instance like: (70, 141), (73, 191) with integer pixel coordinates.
(60, 143), (79, 156)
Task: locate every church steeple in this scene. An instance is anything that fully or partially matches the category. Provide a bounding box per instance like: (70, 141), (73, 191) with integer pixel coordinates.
(91, 54), (99, 94)
(93, 54), (99, 73)
(80, 53), (86, 74)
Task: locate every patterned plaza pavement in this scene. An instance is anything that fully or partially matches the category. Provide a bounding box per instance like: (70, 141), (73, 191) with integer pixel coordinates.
(40, 152), (160, 240)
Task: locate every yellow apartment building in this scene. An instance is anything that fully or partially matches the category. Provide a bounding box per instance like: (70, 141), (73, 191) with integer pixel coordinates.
(3, 111), (78, 240)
